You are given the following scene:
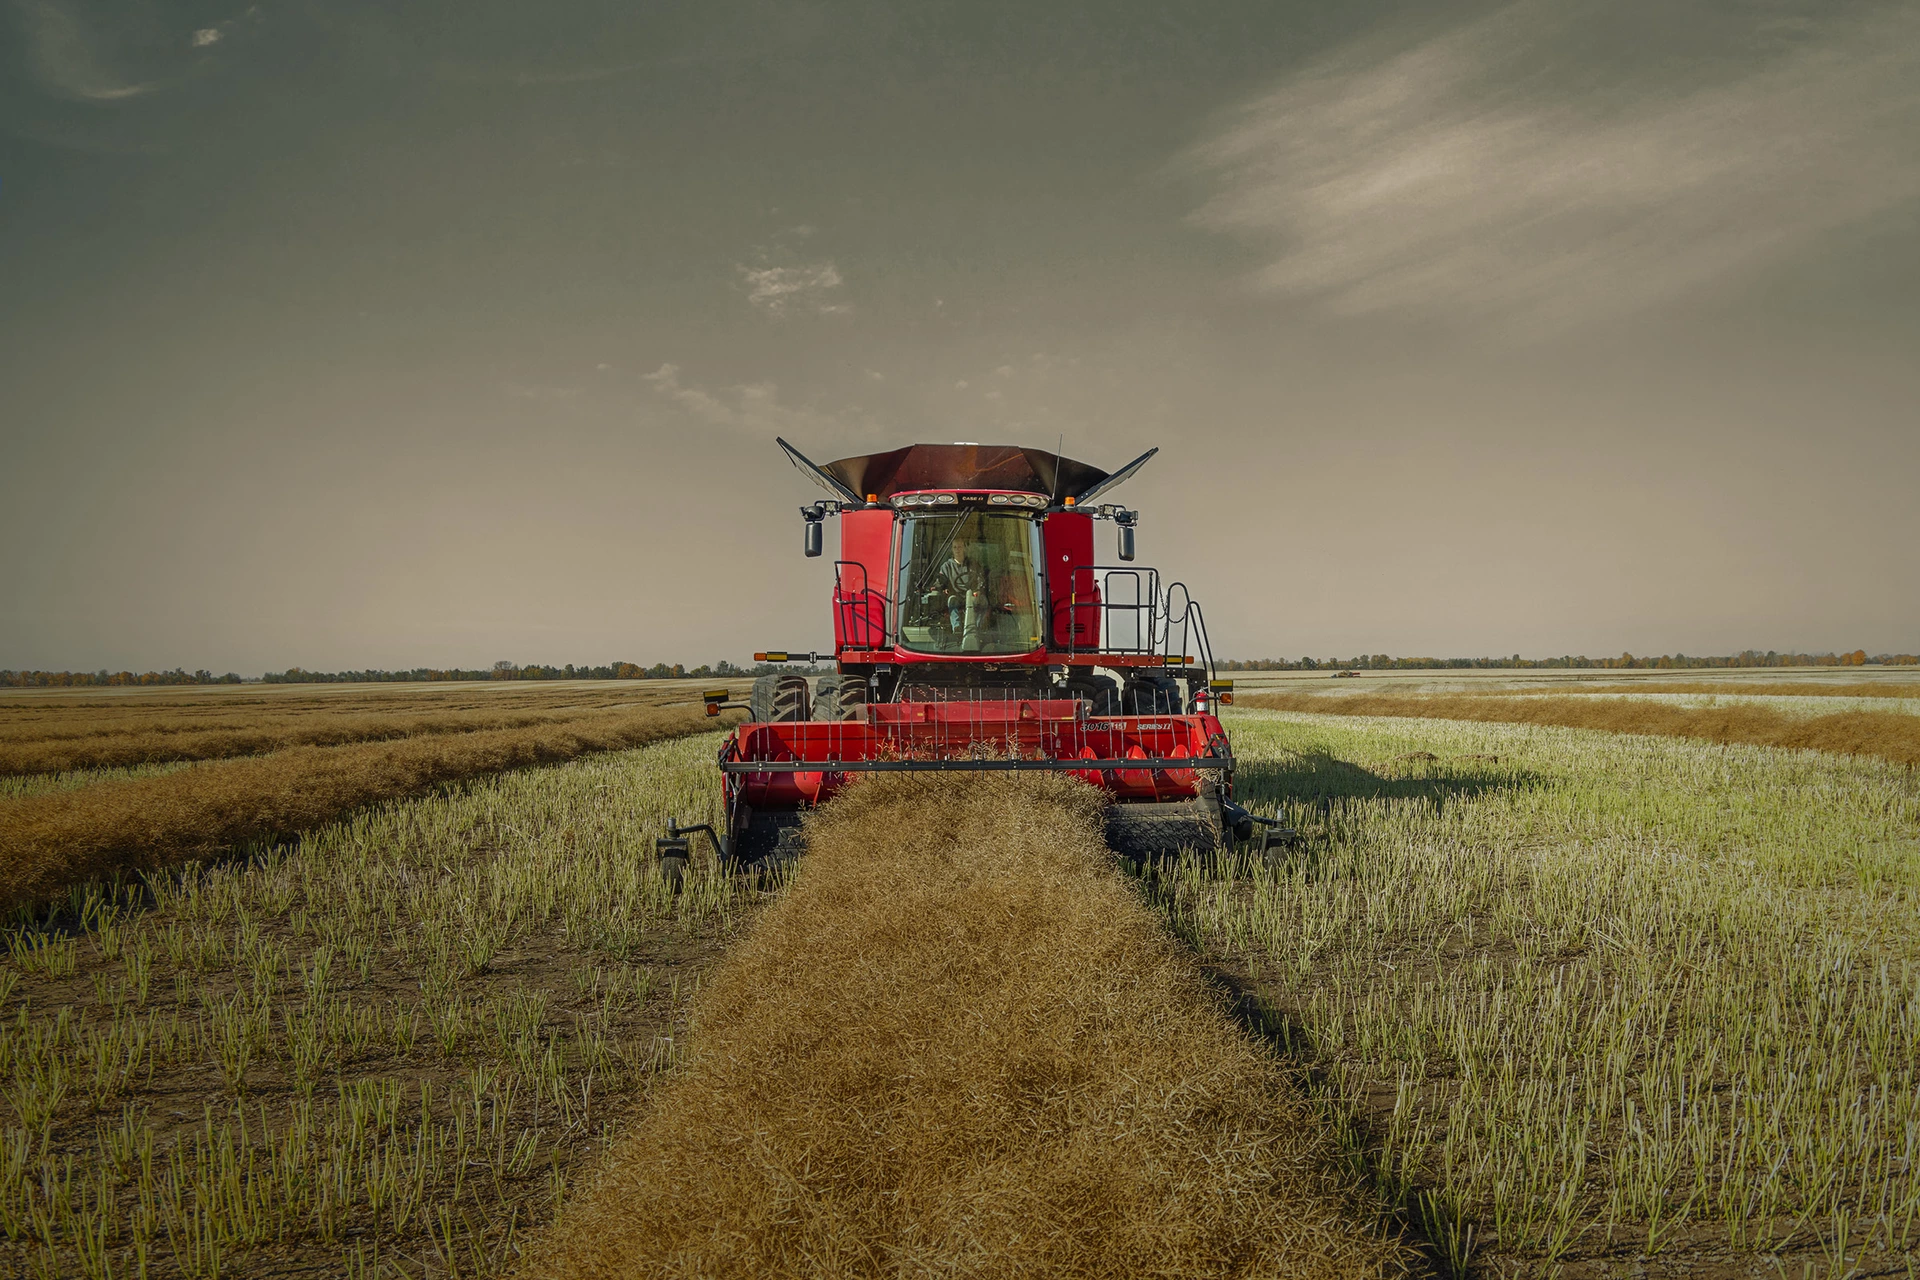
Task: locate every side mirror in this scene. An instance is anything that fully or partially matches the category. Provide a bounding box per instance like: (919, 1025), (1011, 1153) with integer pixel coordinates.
(1117, 524), (1135, 562)
(804, 520), (823, 557)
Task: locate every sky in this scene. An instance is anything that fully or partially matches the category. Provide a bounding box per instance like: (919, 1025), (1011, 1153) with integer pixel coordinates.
(3, 0), (1917, 673)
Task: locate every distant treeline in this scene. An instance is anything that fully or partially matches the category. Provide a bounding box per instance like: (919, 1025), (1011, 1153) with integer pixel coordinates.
(0, 668), (246, 688)
(259, 661), (787, 684)
(1220, 650), (1919, 672)
(2, 660), (805, 688)
(7, 650), (1915, 689)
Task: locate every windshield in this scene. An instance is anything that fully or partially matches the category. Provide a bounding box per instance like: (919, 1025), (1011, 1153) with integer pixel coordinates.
(895, 511), (1044, 655)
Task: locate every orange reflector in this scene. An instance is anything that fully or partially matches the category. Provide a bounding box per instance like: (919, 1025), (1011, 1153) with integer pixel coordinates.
(705, 704), (720, 717)
(1221, 693), (1234, 705)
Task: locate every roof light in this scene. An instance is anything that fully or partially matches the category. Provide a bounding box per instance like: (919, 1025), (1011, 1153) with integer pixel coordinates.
(988, 494), (1009, 505)
(933, 493), (957, 505)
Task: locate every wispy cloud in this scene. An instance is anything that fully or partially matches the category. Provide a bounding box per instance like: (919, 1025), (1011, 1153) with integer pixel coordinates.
(1186, 2), (1920, 328)
(642, 364), (874, 439)
(15, 0), (157, 100)
(739, 262), (849, 317)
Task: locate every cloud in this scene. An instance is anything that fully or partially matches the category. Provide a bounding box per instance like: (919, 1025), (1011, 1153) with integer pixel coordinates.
(738, 262), (849, 317)
(191, 28), (220, 48)
(15, 0), (158, 100)
(1186, 2), (1920, 328)
(642, 364), (874, 440)
(641, 365), (736, 424)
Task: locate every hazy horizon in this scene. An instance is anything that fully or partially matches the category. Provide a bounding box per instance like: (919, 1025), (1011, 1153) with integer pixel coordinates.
(5, 0), (1917, 673)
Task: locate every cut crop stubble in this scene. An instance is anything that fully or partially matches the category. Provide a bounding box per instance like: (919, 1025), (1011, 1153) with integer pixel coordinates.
(1241, 691), (1920, 768)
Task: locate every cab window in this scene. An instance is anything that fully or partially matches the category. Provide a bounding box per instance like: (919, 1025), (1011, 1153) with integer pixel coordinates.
(895, 512), (1044, 655)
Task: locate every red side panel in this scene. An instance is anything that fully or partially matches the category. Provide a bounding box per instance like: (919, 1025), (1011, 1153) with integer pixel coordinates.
(1043, 511), (1099, 649)
(834, 509), (892, 652)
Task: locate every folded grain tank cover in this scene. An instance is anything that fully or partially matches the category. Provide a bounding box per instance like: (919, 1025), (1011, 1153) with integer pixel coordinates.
(821, 444), (1110, 502)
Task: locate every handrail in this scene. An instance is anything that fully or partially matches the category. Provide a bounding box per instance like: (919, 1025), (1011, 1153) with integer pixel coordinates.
(833, 560), (888, 650)
(836, 555), (1214, 681)
(1159, 583), (1215, 681)
(1050, 565), (1161, 657)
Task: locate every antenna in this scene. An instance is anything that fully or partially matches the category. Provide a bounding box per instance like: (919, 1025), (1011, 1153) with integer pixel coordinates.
(1051, 433), (1064, 504)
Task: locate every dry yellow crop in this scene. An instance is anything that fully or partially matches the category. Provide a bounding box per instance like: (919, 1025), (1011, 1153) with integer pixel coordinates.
(0, 684), (692, 774)
(533, 772), (1407, 1280)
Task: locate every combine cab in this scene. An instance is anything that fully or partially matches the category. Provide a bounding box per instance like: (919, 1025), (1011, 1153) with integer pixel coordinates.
(659, 439), (1286, 878)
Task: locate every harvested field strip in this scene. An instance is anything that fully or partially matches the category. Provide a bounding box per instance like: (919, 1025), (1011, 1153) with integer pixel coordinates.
(1527, 680), (1920, 700)
(0, 734), (763, 1279)
(0, 705), (727, 910)
(0, 696), (695, 776)
(536, 773), (1406, 1280)
(1242, 690), (1920, 767)
(1521, 691), (1920, 720)
(1164, 710), (1920, 1276)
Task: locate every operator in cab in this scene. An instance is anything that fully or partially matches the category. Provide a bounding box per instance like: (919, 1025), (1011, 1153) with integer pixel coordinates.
(925, 539), (993, 652)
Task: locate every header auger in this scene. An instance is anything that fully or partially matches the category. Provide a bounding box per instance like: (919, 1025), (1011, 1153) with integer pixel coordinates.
(657, 439), (1289, 880)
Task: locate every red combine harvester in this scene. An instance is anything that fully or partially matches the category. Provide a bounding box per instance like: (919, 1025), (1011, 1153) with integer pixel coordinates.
(658, 439), (1288, 878)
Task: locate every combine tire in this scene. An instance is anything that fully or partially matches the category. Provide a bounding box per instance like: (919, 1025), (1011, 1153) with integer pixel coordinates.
(1104, 797), (1225, 862)
(734, 811), (806, 875)
(811, 674), (868, 721)
(1061, 675), (1121, 716)
(1121, 675), (1184, 716)
(750, 674), (811, 722)
(659, 850), (688, 893)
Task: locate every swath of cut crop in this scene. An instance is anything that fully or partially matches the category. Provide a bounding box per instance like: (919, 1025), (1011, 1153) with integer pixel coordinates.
(0, 683), (661, 738)
(0, 705), (724, 909)
(1521, 680), (1920, 700)
(533, 773), (1406, 1280)
(1241, 691), (1920, 768)
(0, 689), (691, 774)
